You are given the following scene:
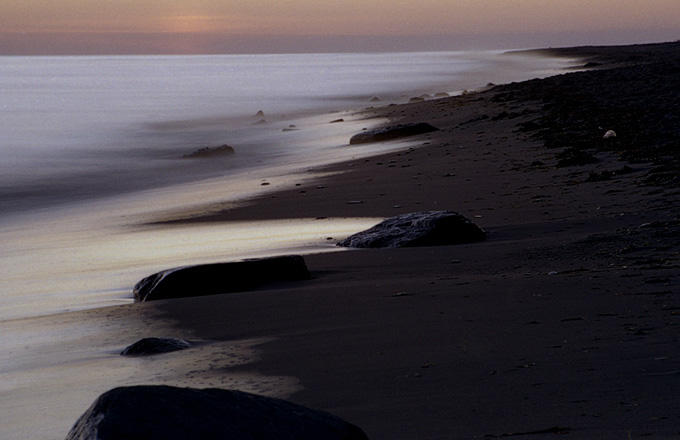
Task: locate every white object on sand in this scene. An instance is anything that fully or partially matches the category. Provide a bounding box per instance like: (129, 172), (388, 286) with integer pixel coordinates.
(603, 130), (617, 139)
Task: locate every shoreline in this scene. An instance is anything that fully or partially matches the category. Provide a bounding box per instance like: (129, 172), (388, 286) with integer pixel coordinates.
(156, 41), (680, 439)
(0, 49), (571, 218)
(0, 48), (574, 323)
(4, 41), (680, 439)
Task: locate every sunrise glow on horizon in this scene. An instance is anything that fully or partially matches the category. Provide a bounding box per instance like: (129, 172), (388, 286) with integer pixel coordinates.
(2, 0), (679, 54)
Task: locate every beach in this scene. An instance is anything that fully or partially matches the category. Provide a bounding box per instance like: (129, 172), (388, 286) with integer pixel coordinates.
(3, 42), (680, 439)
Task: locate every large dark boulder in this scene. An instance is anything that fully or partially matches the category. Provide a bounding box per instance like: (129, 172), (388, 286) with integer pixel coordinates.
(120, 337), (192, 356)
(349, 123), (439, 145)
(337, 211), (486, 248)
(134, 255), (311, 302)
(65, 386), (369, 440)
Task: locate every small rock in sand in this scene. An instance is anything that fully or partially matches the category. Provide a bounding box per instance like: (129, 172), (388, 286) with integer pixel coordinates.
(183, 145), (235, 159)
(349, 123), (440, 145)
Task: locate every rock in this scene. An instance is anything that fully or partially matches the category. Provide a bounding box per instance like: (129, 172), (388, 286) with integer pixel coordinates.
(337, 210), (486, 248)
(65, 386), (369, 440)
(349, 123), (440, 145)
(134, 255), (311, 302)
(369, 96), (382, 102)
(184, 145), (235, 158)
(121, 337), (191, 356)
(603, 129), (617, 138)
(556, 147), (599, 167)
(254, 110), (265, 117)
(330, 118), (345, 123)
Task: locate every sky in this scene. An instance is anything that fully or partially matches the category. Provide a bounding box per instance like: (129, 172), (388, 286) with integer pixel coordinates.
(1, 0), (679, 55)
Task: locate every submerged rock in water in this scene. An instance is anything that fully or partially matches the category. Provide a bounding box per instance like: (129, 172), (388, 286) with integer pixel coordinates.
(349, 122), (439, 145)
(337, 210), (486, 248)
(120, 337), (192, 356)
(184, 144), (235, 158)
(65, 386), (369, 440)
(134, 255), (311, 302)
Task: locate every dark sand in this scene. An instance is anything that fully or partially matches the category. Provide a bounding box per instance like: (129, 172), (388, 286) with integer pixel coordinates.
(155, 42), (680, 439)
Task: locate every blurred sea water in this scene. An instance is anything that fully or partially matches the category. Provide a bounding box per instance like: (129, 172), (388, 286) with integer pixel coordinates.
(0, 50), (578, 321)
(0, 51), (573, 215)
(0, 49), (579, 440)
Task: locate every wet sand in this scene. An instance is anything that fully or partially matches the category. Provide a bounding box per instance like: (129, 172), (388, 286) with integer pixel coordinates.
(152, 41), (680, 439)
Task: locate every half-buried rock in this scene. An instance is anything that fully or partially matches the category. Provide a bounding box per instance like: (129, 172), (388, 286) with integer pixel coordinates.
(184, 144), (235, 158)
(65, 386), (369, 440)
(134, 255), (311, 302)
(120, 337), (191, 356)
(337, 211), (486, 248)
(349, 122), (439, 145)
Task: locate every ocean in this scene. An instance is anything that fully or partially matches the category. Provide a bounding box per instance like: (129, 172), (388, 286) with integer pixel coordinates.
(0, 50), (576, 439)
(0, 50), (575, 321)
(0, 51), (571, 214)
